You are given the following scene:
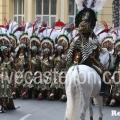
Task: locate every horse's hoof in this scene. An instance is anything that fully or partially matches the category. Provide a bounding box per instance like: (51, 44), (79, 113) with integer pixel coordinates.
(98, 117), (102, 120)
(90, 116), (93, 120)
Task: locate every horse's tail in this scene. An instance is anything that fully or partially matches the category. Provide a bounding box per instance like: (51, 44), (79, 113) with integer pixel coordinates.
(65, 66), (82, 120)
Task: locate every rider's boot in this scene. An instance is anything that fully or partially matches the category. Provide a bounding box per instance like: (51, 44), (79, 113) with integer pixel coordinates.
(100, 82), (111, 97)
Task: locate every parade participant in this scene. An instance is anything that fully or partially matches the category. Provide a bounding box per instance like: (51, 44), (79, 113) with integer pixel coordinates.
(38, 21), (63, 100)
(109, 29), (120, 106)
(110, 46), (120, 106)
(94, 23), (116, 74)
(0, 35), (16, 112)
(29, 35), (41, 75)
(96, 21), (114, 53)
(52, 34), (69, 101)
(113, 29), (120, 69)
(15, 33), (29, 99)
(5, 21), (28, 99)
(46, 23), (68, 100)
(28, 35), (41, 99)
(110, 75), (120, 107)
(101, 36), (114, 53)
(8, 33), (18, 99)
(66, 0), (110, 97)
(38, 38), (54, 100)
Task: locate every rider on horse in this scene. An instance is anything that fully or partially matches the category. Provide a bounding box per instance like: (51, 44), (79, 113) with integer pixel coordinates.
(66, 6), (111, 97)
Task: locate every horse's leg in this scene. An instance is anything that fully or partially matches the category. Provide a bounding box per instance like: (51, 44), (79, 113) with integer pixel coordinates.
(80, 101), (89, 120)
(65, 68), (83, 120)
(89, 98), (93, 120)
(95, 96), (103, 120)
(65, 84), (81, 120)
(80, 93), (89, 120)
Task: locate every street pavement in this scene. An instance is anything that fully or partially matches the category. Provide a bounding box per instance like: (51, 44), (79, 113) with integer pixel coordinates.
(0, 99), (120, 120)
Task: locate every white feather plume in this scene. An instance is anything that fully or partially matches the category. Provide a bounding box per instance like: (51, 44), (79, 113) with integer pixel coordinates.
(87, 0), (93, 8)
(93, 22), (104, 35)
(75, 0), (84, 11)
(75, 0), (106, 12)
(93, 0), (107, 12)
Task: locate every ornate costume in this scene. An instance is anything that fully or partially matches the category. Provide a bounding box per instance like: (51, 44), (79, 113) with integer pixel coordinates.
(15, 33), (29, 98)
(38, 38), (54, 99)
(28, 35), (41, 99)
(53, 34), (69, 100)
(110, 59), (120, 106)
(109, 29), (120, 106)
(95, 21), (114, 53)
(0, 35), (16, 112)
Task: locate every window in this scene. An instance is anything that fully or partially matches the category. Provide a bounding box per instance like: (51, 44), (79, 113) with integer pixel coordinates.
(14, 0), (24, 22)
(36, 0), (57, 27)
(68, 0), (77, 24)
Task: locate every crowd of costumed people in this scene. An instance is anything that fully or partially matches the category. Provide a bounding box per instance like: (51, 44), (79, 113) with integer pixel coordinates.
(0, 18), (120, 112)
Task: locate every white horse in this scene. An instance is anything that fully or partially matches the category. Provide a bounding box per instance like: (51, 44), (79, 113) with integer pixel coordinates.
(65, 65), (103, 120)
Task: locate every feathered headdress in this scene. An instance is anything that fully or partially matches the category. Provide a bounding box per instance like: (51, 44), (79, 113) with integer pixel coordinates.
(41, 37), (54, 52)
(75, 0), (107, 12)
(94, 21), (113, 44)
(6, 21), (20, 47)
(0, 34), (10, 48)
(57, 35), (69, 50)
(30, 35), (41, 49)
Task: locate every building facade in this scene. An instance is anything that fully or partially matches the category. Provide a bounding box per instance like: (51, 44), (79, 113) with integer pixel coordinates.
(113, 0), (120, 27)
(0, 0), (113, 27)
